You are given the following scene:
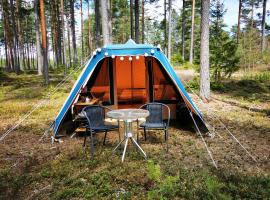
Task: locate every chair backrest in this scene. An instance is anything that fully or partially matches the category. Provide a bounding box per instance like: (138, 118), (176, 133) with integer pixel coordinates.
(82, 105), (107, 128)
(140, 103), (170, 125)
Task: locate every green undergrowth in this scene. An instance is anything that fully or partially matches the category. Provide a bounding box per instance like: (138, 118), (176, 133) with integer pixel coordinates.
(186, 71), (270, 103)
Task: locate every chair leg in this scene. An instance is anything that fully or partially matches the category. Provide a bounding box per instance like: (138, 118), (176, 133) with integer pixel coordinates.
(83, 131), (87, 147)
(165, 128), (169, 152)
(103, 130), (107, 145)
(144, 127), (147, 141)
(90, 132), (95, 157)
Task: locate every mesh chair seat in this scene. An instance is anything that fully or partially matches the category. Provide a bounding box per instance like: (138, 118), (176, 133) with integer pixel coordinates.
(140, 122), (166, 129)
(85, 124), (119, 131)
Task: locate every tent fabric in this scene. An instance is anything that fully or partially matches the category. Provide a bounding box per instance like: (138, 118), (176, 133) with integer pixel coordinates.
(53, 40), (204, 136)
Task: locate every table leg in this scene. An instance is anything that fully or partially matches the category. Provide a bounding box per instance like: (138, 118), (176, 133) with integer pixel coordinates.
(121, 138), (129, 162)
(131, 137), (147, 159)
(113, 138), (125, 151)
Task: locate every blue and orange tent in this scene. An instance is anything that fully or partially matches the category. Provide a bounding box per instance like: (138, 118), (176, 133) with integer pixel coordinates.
(53, 40), (206, 136)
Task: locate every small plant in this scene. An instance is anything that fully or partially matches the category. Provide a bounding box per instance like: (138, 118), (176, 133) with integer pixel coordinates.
(147, 160), (161, 182)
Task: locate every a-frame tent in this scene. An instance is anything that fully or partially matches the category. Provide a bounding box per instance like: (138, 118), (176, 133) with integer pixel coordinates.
(53, 40), (207, 137)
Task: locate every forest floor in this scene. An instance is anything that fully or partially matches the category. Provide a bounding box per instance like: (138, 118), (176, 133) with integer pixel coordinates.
(0, 68), (269, 199)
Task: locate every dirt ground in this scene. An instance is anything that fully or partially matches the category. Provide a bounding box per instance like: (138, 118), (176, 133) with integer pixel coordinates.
(0, 72), (269, 199)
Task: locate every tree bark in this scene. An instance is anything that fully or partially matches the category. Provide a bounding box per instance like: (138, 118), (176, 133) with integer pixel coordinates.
(164, 0), (167, 55)
(237, 0), (242, 43)
(167, 0), (172, 61)
(94, 0), (101, 47)
(141, 0), (145, 43)
(39, 0), (49, 85)
(134, 0), (140, 43)
(200, 0), (210, 100)
(34, 0), (43, 75)
(60, 0), (66, 69)
(70, 0), (77, 64)
(66, 13), (72, 68)
(81, 0), (84, 64)
(181, 0), (185, 60)
(88, 0), (92, 54)
(10, 0), (20, 73)
(189, 0), (195, 63)
(130, 0), (134, 39)
(100, 0), (112, 45)
(261, 0), (267, 51)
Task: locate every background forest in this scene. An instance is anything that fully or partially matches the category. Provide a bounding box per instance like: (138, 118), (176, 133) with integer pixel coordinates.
(0, 0), (270, 199)
(0, 0), (269, 83)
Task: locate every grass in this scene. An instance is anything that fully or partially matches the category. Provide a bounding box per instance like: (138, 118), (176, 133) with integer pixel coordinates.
(0, 71), (269, 199)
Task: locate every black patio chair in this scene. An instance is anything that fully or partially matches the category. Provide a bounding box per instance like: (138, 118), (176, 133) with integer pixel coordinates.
(139, 102), (170, 150)
(82, 105), (120, 157)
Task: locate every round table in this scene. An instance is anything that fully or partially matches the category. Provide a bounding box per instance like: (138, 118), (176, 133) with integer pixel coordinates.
(107, 109), (149, 162)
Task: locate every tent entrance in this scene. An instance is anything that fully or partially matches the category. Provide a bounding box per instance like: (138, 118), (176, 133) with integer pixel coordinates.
(115, 56), (147, 108)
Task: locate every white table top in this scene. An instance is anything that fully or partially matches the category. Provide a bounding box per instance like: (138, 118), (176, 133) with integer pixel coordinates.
(107, 109), (149, 121)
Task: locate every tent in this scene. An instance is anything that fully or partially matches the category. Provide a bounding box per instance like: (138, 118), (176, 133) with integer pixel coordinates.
(53, 40), (207, 137)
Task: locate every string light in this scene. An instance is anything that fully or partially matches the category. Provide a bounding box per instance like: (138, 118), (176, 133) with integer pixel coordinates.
(136, 56), (140, 60)
(150, 49), (155, 54)
(157, 44), (161, 49)
(120, 56), (124, 61)
(97, 48), (102, 52)
(129, 56), (133, 61)
(104, 52), (109, 56)
(111, 55), (115, 59)
(144, 53), (148, 57)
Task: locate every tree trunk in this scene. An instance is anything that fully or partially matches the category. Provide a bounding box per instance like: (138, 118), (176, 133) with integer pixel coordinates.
(261, 0), (267, 51)
(200, 0), (210, 101)
(67, 15), (72, 68)
(60, 0), (66, 69)
(237, 0), (242, 43)
(164, 0), (167, 55)
(34, 0), (43, 75)
(94, 0), (101, 47)
(130, 0), (134, 39)
(181, 0), (185, 60)
(88, 0), (92, 54)
(250, 2), (254, 28)
(100, 0), (112, 45)
(81, 0), (84, 64)
(167, 0), (172, 61)
(1, 0), (11, 71)
(39, 0), (49, 85)
(141, 0), (145, 43)
(70, 0), (77, 64)
(134, 0), (140, 43)
(189, 0), (195, 63)
(10, 0), (20, 73)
